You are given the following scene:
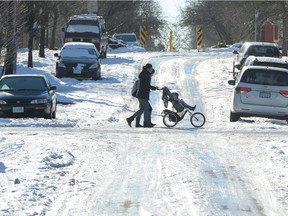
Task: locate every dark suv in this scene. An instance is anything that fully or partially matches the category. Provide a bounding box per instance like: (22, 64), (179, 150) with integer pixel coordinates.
(63, 14), (108, 58)
(232, 42), (281, 79)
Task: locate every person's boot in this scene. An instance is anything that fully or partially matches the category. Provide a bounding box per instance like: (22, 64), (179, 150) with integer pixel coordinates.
(135, 116), (143, 127)
(143, 121), (155, 128)
(126, 117), (134, 127)
(148, 112), (156, 126)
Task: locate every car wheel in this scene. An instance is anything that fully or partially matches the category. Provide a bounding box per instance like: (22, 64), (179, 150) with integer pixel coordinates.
(92, 72), (98, 80)
(56, 74), (62, 79)
(98, 68), (101, 80)
(230, 111), (240, 122)
(44, 106), (54, 119)
(44, 112), (52, 119)
(52, 110), (56, 119)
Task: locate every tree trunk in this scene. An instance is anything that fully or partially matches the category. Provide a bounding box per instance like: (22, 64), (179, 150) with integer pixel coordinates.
(39, 12), (48, 58)
(49, 10), (58, 50)
(27, 2), (34, 68)
(4, 1), (17, 75)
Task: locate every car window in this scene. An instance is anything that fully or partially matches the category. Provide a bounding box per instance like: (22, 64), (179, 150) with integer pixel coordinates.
(253, 61), (288, 69)
(241, 69), (288, 86)
(0, 77), (47, 90)
(88, 48), (97, 55)
(114, 35), (137, 42)
(66, 24), (100, 34)
(246, 46), (280, 57)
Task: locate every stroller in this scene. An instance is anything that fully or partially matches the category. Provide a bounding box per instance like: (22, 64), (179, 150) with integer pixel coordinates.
(160, 87), (205, 128)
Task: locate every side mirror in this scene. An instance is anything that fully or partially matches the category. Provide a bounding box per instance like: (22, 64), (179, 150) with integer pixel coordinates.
(62, 27), (65, 32)
(235, 64), (241, 70)
(233, 50), (239, 55)
(228, 80), (235, 86)
(50, 86), (57, 90)
(54, 53), (59, 57)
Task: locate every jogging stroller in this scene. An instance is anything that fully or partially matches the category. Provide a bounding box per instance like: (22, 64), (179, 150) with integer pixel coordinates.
(160, 86), (206, 128)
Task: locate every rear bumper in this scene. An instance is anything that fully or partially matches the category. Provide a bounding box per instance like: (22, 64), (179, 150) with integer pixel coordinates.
(232, 104), (288, 120)
(56, 68), (98, 79)
(231, 93), (288, 119)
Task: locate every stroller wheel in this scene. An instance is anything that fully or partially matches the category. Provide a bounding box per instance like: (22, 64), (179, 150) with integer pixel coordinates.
(163, 112), (178, 127)
(190, 112), (206, 128)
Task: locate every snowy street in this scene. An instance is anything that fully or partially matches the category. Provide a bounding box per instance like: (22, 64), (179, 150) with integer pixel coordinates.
(0, 48), (287, 216)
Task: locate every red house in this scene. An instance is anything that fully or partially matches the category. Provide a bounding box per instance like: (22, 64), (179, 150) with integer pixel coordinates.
(262, 20), (279, 43)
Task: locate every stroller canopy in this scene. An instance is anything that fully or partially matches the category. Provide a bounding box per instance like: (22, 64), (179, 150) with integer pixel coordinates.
(162, 87), (173, 108)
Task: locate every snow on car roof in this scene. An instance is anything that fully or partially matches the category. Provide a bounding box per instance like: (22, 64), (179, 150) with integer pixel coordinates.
(247, 56), (288, 63)
(113, 33), (136, 36)
(241, 65), (288, 73)
(242, 41), (279, 47)
(62, 42), (96, 48)
(60, 42), (98, 58)
(69, 14), (99, 21)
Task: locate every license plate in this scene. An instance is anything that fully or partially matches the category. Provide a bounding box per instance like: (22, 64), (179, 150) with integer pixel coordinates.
(13, 107), (24, 113)
(73, 68), (82, 74)
(259, 91), (271, 98)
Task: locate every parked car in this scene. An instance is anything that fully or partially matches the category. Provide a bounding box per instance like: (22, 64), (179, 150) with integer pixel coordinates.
(108, 35), (127, 49)
(243, 56), (288, 68)
(232, 42), (281, 79)
(54, 42), (101, 80)
(229, 42), (243, 51)
(0, 74), (57, 119)
(112, 33), (141, 46)
(228, 66), (288, 122)
(234, 56), (288, 81)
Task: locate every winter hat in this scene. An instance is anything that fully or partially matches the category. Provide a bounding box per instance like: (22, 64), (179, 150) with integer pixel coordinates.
(145, 63), (153, 69)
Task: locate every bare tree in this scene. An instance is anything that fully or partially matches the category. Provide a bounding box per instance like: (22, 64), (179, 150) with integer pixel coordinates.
(180, 0), (288, 52)
(98, 0), (165, 51)
(4, 1), (18, 74)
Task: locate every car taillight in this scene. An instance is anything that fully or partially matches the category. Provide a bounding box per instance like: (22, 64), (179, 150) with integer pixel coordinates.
(279, 90), (288, 97)
(235, 87), (252, 93)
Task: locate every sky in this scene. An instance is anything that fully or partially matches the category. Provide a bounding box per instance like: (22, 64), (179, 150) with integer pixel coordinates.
(157, 0), (186, 22)
(1, 45), (288, 215)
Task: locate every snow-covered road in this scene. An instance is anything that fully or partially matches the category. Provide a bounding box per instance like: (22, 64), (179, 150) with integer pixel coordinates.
(0, 48), (287, 216)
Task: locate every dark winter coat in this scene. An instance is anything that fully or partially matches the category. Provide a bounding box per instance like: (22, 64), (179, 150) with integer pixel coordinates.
(136, 69), (156, 100)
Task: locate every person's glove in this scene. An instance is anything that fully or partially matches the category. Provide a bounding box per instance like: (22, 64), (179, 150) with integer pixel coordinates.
(156, 86), (162, 90)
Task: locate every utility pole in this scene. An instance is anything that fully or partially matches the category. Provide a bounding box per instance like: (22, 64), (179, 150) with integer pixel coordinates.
(254, 9), (259, 42)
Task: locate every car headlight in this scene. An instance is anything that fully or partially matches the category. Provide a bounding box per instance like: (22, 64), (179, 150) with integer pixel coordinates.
(57, 62), (66, 68)
(89, 64), (99, 69)
(91, 38), (99, 43)
(31, 99), (48, 104)
(0, 100), (7, 104)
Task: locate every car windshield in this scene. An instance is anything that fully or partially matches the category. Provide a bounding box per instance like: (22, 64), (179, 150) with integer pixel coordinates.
(0, 77), (48, 91)
(61, 47), (98, 58)
(241, 69), (288, 86)
(114, 35), (137, 42)
(66, 24), (100, 34)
